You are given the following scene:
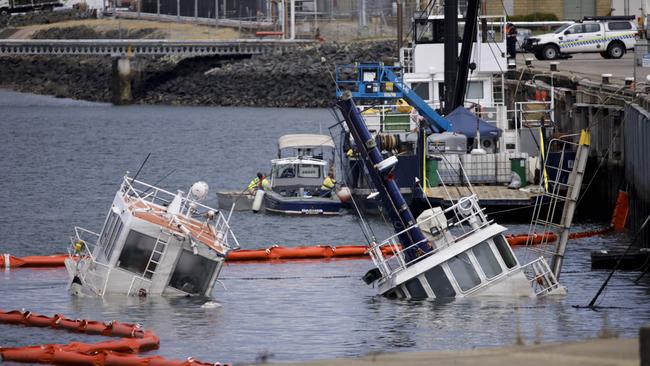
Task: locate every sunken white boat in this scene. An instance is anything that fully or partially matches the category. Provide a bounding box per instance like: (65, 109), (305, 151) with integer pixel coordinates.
(66, 176), (239, 297)
(336, 91), (570, 300)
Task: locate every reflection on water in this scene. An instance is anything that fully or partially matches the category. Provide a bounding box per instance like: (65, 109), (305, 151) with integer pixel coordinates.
(1, 90), (649, 364)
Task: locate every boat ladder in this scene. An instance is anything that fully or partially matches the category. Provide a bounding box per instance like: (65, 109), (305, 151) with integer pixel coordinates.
(522, 256), (562, 296)
(143, 230), (172, 280)
(524, 130), (591, 280)
(492, 74), (505, 105)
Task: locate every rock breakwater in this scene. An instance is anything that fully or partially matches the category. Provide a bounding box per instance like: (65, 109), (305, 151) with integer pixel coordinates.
(0, 41), (397, 107)
(0, 9), (94, 29)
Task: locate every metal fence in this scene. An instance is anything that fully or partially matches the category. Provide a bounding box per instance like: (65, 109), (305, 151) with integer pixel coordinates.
(120, 0), (428, 41)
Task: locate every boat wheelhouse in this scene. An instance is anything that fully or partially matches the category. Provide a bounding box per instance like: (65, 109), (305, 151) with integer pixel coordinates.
(262, 134), (343, 215)
(366, 195), (564, 299)
(66, 176), (239, 297)
(264, 156), (342, 215)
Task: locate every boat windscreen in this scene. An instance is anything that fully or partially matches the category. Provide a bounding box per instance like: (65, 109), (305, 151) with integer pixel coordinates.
(169, 250), (217, 295)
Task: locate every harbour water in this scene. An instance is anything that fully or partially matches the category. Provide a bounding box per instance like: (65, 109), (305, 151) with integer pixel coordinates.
(1, 90), (649, 364)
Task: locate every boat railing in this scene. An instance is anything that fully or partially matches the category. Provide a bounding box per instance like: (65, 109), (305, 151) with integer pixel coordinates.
(359, 106), (416, 133)
(69, 226), (100, 262)
(369, 195), (491, 278)
(68, 227), (113, 296)
(514, 100), (553, 126)
(520, 256), (561, 296)
(120, 176), (240, 251)
(127, 275), (153, 296)
(400, 47), (413, 73)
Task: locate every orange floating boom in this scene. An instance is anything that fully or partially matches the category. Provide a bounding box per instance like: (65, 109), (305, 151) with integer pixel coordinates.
(0, 309), (222, 366)
(0, 254), (69, 268)
(0, 224), (620, 268)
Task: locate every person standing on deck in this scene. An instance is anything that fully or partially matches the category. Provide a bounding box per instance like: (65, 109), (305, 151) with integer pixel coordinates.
(319, 172), (337, 197)
(247, 172), (270, 193)
(506, 22), (518, 59)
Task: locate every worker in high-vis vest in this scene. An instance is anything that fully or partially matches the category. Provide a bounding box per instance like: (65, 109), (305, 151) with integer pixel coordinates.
(319, 172), (337, 197)
(247, 172), (270, 193)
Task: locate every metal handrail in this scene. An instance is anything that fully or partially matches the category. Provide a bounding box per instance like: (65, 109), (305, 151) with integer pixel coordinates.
(121, 176), (240, 250)
(369, 195), (491, 277)
(70, 227), (100, 262)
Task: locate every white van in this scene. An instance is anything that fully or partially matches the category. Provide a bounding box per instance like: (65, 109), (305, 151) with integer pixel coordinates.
(523, 16), (638, 60)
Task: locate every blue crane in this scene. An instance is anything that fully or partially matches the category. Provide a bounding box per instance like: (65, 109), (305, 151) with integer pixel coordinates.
(335, 63), (452, 133)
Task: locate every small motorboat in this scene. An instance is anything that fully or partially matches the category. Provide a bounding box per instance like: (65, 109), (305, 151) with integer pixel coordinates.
(65, 175), (240, 297)
(216, 190), (255, 211)
(262, 134), (343, 215)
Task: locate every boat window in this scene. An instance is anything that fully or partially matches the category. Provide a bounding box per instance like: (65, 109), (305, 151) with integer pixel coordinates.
(414, 18), (434, 43)
(447, 253), (481, 291)
(98, 210), (123, 263)
(413, 18), (465, 44)
(411, 82), (430, 101)
(466, 81), (484, 99)
(473, 241), (502, 279)
(404, 278), (428, 299)
(297, 164), (321, 178)
(169, 250), (218, 295)
(424, 265), (457, 298)
(276, 165), (295, 179)
(494, 235), (518, 268)
(117, 230), (157, 276)
(385, 287), (406, 299)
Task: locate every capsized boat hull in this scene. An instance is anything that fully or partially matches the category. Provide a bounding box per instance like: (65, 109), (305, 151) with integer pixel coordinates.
(217, 191), (255, 211)
(263, 191), (342, 215)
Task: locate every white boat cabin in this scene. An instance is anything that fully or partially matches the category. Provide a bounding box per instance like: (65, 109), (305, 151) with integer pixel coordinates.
(270, 156), (329, 194)
(277, 133), (336, 160)
(366, 195), (565, 299)
(401, 14), (507, 111)
(66, 176), (239, 297)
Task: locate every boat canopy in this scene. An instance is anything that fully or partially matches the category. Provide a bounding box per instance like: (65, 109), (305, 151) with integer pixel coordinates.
(278, 134), (335, 150)
(271, 157), (328, 166)
(444, 106), (502, 138)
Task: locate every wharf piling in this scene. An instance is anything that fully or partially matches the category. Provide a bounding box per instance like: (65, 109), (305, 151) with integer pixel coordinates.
(642, 325), (650, 366)
(111, 56), (134, 105)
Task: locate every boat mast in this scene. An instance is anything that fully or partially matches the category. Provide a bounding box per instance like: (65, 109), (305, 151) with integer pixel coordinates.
(451, 0), (480, 110)
(337, 92), (430, 262)
(443, 0), (458, 114)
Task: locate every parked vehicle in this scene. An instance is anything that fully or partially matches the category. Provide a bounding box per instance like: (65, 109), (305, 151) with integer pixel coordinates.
(0, 0), (63, 14)
(523, 16), (638, 60)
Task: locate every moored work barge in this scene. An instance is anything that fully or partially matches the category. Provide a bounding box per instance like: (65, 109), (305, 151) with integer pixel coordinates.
(66, 176), (240, 297)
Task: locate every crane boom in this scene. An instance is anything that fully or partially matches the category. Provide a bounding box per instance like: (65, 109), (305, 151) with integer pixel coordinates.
(335, 63), (452, 133)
